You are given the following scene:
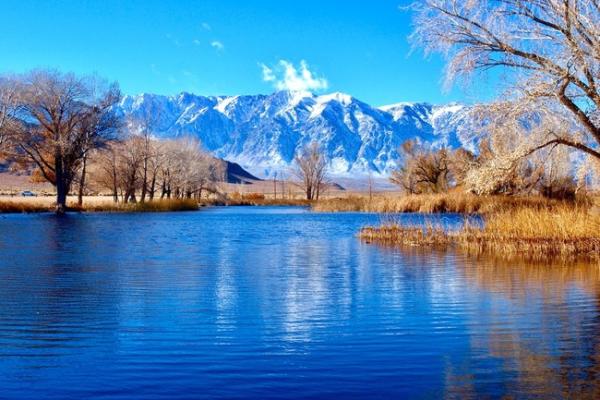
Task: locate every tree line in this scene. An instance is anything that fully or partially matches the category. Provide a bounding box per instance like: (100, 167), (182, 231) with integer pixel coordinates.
(0, 70), (221, 213)
(391, 137), (584, 199)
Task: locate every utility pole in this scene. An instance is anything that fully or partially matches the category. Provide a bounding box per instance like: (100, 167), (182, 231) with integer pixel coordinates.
(273, 172), (277, 200)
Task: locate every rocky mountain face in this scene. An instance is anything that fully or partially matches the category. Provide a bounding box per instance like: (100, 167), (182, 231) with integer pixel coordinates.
(115, 91), (477, 178)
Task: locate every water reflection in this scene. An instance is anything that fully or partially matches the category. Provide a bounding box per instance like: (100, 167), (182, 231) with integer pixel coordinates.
(375, 246), (600, 399)
(0, 209), (598, 399)
(457, 256), (600, 399)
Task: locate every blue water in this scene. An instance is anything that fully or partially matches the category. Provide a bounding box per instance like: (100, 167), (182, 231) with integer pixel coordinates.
(0, 207), (598, 399)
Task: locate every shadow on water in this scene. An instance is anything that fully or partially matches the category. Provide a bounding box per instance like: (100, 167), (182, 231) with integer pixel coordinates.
(0, 208), (598, 399)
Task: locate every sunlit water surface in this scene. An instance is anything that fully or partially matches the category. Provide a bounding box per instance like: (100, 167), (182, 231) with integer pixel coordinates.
(0, 207), (599, 399)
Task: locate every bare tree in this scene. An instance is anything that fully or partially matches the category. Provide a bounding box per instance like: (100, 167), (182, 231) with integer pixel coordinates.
(167, 137), (218, 199)
(92, 136), (219, 202)
(127, 110), (164, 203)
(411, 0), (600, 161)
(146, 139), (165, 200)
(90, 142), (121, 202)
(118, 136), (145, 203)
(293, 142), (328, 200)
(390, 140), (452, 194)
(0, 77), (20, 155)
(6, 70), (121, 213)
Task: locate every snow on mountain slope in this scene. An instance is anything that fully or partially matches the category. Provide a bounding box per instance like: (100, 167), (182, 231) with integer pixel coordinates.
(115, 91), (475, 178)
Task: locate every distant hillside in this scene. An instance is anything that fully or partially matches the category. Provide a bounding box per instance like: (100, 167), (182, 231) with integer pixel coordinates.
(218, 159), (262, 184)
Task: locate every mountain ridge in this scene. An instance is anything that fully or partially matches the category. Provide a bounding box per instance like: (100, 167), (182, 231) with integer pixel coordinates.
(115, 90), (476, 178)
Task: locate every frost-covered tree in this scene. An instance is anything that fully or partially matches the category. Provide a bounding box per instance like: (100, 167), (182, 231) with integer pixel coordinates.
(411, 0), (600, 161)
(463, 123), (577, 197)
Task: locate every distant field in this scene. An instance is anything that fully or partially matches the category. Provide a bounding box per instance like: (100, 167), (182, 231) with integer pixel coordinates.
(0, 171), (397, 199)
(0, 195), (117, 206)
(0, 172), (54, 195)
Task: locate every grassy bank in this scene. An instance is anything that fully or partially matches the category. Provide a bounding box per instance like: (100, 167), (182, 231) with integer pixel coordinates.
(219, 192), (311, 207)
(0, 196), (311, 213)
(0, 198), (201, 213)
(220, 198), (311, 207)
(313, 193), (566, 214)
(0, 200), (55, 213)
(79, 199), (200, 212)
(360, 205), (600, 261)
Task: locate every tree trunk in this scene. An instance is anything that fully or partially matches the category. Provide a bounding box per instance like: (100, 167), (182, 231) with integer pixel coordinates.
(55, 153), (67, 214)
(149, 175), (156, 200)
(140, 160), (148, 203)
(306, 186), (312, 200)
(77, 155), (87, 207)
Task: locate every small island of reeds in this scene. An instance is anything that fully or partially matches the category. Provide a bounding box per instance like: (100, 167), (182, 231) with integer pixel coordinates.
(360, 204), (600, 261)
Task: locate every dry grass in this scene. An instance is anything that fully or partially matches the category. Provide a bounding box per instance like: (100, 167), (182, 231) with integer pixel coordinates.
(79, 199), (200, 212)
(221, 198), (311, 207)
(0, 193), (314, 213)
(223, 191), (310, 206)
(313, 192), (567, 214)
(360, 205), (600, 261)
(0, 196), (200, 213)
(0, 200), (54, 213)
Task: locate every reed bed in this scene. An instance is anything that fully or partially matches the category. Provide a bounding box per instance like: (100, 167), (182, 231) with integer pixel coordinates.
(0, 196), (311, 213)
(360, 205), (600, 261)
(80, 199), (200, 212)
(313, 193), (565, 214)
(220, 197), (311, 207)
(0, 199), (54, 213)
(0, 197), (202, 213)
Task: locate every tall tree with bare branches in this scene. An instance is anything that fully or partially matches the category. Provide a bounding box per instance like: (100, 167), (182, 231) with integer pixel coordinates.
(293, 142), (328, 200)
(411, 0), (600, 160)
(5, 70), (121, 213)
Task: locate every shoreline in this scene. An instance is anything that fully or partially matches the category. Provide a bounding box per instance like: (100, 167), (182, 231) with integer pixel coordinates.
(3, 194), (600, 263)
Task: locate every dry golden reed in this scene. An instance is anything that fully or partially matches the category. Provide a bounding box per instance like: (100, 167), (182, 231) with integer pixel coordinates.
(361, 205), (600, 261)
(0, 200), (53, 213)
(79, 198), (200, 212)
(0, 198), (201, 213)
(313, 192), (563, 214)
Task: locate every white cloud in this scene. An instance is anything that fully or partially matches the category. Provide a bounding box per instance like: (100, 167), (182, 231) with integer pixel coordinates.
(261, 64), (276, 82)
(193, 39), (201, 46)
(201, 22), (212, 31)
(259, 60), (328, 92)
(210, 40), (224, 51)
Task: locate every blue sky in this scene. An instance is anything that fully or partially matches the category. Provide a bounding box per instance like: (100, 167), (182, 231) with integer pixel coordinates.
(0, 0), (493, 105)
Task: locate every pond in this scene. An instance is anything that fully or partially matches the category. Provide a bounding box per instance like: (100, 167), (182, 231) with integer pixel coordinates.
(0, 207), (598, 399)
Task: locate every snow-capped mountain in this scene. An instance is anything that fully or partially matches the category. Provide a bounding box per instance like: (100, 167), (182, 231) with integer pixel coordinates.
(115, 90), (475, 178)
